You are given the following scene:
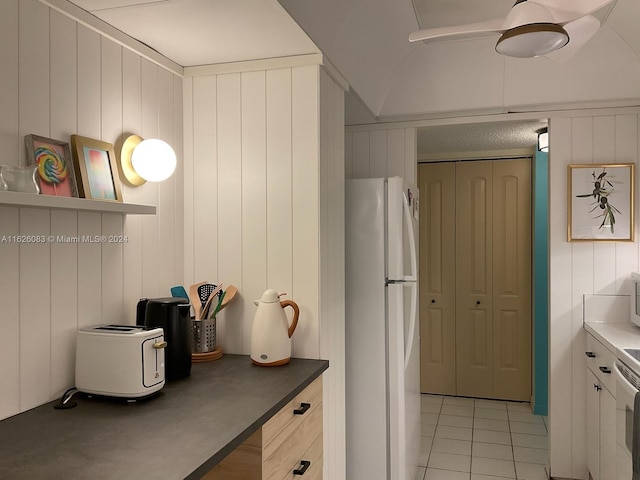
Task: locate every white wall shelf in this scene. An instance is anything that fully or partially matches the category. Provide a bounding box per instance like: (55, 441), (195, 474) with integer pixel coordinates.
(0, 191), (156, 214)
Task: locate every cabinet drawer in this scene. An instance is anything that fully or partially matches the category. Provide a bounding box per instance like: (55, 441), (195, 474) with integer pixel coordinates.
(263, 405), (322, 480)
(263, 377), (322, 458)
(281, 434), (323, 480)
(586, 334), (616, 395)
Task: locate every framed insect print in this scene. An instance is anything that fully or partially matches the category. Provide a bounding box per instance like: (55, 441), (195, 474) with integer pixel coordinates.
(568, 163), (635, 242)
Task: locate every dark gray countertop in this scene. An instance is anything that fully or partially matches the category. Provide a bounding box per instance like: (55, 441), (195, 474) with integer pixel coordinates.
(0, 355), (328, 480)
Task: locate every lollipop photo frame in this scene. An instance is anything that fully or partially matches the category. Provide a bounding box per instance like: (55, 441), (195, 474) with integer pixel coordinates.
(25, 134), (78, 197)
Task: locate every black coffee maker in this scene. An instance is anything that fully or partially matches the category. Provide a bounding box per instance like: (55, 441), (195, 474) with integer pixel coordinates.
(137, 297), (191, 380)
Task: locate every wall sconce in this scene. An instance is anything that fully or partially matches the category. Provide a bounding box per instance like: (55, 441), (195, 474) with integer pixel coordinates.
(120, 134), (176, 186)
(537, 128), (549, 152)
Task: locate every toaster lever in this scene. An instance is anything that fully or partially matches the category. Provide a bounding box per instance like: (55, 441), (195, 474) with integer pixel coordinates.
(153, 341), (168, 349)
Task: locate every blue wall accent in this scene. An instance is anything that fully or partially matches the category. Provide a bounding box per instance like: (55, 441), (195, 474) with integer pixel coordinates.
(533, 150), (549, 415)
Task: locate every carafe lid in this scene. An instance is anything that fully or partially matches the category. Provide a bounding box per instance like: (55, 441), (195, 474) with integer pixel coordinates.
(259, 289), (281, 303)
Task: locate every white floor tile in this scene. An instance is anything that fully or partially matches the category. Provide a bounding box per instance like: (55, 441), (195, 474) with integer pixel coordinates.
(515, 461), (548, 480)
(423, 402), (444, 414)
(416, 466), (427, 480)
(441, 405), (474, 417)
(423, 423), (437, 437)
(439, 414), (474, 428)
(473, 429), (512, 446)
(472, 441), (513, 461)
(422, 394), (445, 405)
(471, 457), (516, 478)
(443, 396), (475, 407)
(435, 425), (473, 441)
(419, 436), (434, 466)
(511, 433), (548, 450)
(474, 418), (510, 432)
(509, 421), (547, 436)
(474, 407), (508, 421)
(506, 402), (532, 413)
(474, 399), (507, 410)
(419, 395), (549, 480)
(432, 437), (472, 456)
(471, 474), (513, 480)
(423, 412), (440, 425)
(428, 452), (471, 473)
(508, 411), (544, 424)
(425, 468), (471, 480)
(513, 446), (548, 465)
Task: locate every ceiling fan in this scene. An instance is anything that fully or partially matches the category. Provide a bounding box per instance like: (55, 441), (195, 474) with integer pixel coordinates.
(408, 0), (617, 61)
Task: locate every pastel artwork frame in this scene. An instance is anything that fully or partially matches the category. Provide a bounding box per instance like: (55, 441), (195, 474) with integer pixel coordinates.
(70, 135), (123, 202)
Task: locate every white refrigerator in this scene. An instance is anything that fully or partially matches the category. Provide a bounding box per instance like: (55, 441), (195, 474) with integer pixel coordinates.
(345, 177), (420, 480)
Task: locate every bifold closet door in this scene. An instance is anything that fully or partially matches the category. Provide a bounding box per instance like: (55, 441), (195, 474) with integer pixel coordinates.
(455, 161), (494, 399)
(418, 163), (456, 395)
(492, 159), (531, 401)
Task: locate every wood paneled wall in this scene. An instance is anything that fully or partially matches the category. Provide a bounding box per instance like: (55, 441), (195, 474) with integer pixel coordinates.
(549, 109), (640, 479)
(0, 0), (184, 420)
(184, 61), (347, 479)
(345, 127), (417, 183)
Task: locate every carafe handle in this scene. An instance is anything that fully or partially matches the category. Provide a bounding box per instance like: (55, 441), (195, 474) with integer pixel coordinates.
(280, 300), (299, 338)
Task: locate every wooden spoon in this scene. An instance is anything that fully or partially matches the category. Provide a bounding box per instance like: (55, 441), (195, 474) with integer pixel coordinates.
(217, 285), (238, 312)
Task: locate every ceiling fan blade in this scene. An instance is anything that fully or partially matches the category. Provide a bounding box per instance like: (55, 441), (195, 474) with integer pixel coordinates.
(531, 0), (616, 24)
(408, 20), (505, 44)
(544, 15), (601, 62)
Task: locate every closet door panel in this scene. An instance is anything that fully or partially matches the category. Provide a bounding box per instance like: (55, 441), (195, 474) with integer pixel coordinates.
(418, 163), (456, 394)
(456, 161), (493, 398)
(492, 159), (531, 401)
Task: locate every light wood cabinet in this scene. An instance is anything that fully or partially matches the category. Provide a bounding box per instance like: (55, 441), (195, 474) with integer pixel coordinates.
(203, 377), (323, 480)
(585, 333), (616, 480)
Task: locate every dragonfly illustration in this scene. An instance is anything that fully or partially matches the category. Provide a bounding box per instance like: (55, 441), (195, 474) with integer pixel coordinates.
(575, 168), (621, 233)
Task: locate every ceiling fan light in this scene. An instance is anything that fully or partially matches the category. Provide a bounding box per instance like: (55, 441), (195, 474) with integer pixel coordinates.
(496, 23), (569, 58)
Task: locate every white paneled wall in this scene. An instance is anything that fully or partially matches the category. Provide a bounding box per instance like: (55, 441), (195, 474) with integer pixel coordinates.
(0, 0), (183, 420)
(548, 109), (640, 479)
(184, 60), (346, 479)
(345, 127), (417, 183)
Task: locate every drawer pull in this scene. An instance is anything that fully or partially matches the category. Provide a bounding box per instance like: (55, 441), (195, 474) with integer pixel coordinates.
(599, 366), (611, 374)
(293, 402), (311, 415)
(293, 460), (311, 475)
(594, 383), (602, 392)
(585, 351), (596, 358)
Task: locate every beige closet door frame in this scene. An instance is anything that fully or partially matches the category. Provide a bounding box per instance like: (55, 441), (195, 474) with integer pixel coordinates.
(419, 159), (532, 401)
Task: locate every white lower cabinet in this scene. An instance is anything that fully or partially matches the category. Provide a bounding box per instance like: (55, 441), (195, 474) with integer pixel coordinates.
(585, 334), (616, 480)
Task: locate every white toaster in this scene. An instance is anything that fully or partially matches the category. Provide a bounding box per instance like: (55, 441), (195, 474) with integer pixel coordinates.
(75, 324), (166, 398)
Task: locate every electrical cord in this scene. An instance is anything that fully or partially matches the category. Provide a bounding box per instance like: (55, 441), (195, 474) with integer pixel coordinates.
(53, 387), (79, 410)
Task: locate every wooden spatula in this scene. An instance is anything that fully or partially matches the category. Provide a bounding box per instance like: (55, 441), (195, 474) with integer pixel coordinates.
(189, 282), (207, 319)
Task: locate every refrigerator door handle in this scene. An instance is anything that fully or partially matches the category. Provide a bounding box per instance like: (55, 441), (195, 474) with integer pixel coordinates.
(404, 281), (418, 369)
(402, 190), (418, 282)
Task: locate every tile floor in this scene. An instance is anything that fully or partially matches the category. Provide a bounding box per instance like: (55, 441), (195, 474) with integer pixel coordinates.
(416, 394), (549, 480)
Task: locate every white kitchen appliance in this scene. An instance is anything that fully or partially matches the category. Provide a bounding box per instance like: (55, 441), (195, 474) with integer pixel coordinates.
(345, 177), (420, 480)
(630, 272), (640, 328)
(250, 289), (300, 366)
(614, 349), (640, 480)
(75, 324), (166, 398)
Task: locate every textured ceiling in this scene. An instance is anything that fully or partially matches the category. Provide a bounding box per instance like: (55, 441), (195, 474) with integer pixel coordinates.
(417, 120), (548, 159)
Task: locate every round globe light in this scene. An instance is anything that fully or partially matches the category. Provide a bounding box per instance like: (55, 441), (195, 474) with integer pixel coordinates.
(131, 139), (176, 182)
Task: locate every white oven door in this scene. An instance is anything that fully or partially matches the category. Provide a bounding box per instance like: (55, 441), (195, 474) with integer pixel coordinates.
(615, 362), (637, 480)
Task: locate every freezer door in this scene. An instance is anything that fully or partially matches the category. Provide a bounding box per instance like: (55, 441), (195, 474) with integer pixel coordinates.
(388, 282), (420, 480)
(387, 177), (419, 282)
